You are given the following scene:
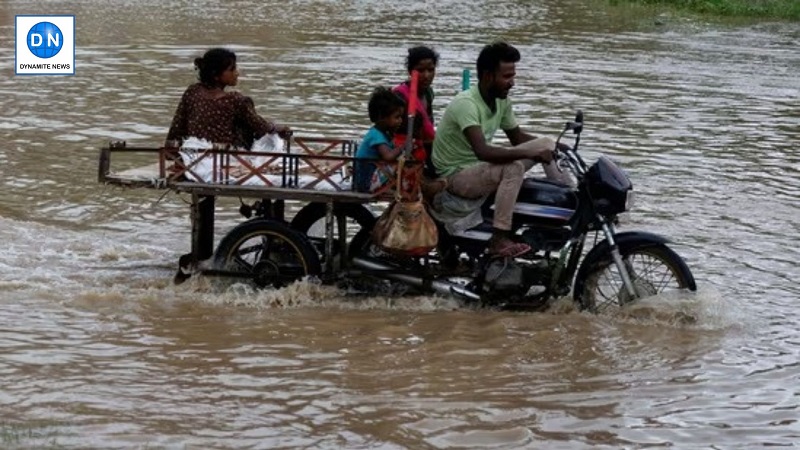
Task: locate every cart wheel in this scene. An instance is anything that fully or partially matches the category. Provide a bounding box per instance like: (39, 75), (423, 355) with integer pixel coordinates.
(213, 219), (321, 288)
(290, 202), (375, 265)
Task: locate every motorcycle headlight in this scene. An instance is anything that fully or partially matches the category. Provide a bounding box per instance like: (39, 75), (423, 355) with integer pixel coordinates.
(624, 189), (635, 211)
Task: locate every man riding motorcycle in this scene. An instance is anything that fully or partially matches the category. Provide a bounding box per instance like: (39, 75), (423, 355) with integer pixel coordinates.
(431, 41), (571, 258)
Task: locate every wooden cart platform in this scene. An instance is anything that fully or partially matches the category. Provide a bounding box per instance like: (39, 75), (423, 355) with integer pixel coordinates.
(98, 137), (383, 201)
(97, 136), (420, 278)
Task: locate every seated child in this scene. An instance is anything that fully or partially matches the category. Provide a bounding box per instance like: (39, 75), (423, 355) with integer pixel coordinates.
(354, 87), (405, 193)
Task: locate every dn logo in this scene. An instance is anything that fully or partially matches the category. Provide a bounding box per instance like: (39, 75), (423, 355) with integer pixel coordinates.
(27, 21), (63, 59)
(15, 15), (74, 75)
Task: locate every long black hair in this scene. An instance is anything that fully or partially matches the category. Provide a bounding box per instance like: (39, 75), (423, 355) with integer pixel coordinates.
(194, 48), (236, 85)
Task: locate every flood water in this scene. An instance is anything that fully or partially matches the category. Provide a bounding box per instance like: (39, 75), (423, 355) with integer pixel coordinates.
(1, 0), (799, 448)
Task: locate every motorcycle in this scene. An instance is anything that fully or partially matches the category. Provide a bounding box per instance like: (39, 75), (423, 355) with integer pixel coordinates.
(342, 110), (697, 311)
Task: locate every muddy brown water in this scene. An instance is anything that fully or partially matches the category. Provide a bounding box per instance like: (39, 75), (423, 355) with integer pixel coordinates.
(1, 0), (798, 448)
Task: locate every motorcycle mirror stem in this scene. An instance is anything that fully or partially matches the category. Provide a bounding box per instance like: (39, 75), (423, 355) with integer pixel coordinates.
(572, 109), (583, 151)
(562, 110), (584, 135)
(571, 110), (584, 135)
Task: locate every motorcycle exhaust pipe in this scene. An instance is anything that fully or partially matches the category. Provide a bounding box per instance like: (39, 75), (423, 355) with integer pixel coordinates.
(351, 256), (481, 302)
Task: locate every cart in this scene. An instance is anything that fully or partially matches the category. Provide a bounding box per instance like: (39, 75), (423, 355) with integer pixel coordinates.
(98, 137), (421, 289)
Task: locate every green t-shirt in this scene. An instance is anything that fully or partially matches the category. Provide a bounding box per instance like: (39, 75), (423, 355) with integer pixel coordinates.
(432, 86), (518, 177)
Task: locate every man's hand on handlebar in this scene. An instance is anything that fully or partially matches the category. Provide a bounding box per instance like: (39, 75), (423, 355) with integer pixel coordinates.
(527, 146), (556, 163)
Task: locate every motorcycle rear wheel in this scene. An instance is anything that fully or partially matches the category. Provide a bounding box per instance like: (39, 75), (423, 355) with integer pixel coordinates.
(576, 244), (695, 313)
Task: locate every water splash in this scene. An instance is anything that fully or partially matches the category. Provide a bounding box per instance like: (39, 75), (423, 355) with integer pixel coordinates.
(593, 287), (737, 330)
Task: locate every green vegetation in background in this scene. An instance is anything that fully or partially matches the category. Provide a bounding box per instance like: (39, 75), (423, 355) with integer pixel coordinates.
(608, 0), (800, 20)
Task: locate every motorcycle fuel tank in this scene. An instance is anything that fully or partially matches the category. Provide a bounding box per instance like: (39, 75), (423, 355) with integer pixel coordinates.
(514, 178), (578, 222)
(482, 178), (578, 225)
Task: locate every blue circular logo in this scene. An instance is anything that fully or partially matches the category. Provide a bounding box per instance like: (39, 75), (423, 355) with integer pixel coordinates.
(27, 22), (63, 59)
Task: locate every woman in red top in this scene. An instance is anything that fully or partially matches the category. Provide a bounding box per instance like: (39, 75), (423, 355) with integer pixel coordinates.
(392, 46), (439, 169)
(392, 46), (446, 200)
(166, 48), (291, 150)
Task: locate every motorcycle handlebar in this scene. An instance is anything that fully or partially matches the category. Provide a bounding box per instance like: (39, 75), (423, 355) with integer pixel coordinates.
(553, 110), (586, 176)
(565, 121), (583, 134)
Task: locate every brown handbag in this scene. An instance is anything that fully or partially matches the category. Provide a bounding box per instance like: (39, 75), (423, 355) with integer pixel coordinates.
(371, 157), (438, 256)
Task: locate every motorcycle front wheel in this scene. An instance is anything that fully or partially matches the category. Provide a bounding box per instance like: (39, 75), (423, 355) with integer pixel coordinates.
(575, 244), (696, 313)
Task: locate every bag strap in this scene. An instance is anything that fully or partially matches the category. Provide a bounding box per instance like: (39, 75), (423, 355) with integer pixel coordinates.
(394, 155), (425, 203)
(395, 155), (405, 202)
(403, 71), (419, 159)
